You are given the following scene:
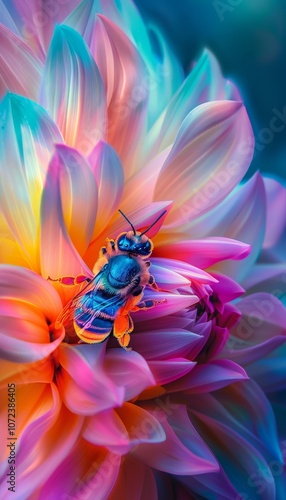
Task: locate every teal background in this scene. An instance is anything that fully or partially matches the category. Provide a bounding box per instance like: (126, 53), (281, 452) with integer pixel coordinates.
(135, 0), (286, 181)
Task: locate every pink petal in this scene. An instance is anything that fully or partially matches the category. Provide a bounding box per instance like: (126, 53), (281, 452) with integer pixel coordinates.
(0, 93), (63, 269)
(88, 140), (124, 237)
(263, 176), (286, 249)
(166, 360), (248, 393)
(38, 440), (120, 500)
(84, 403), (165, 454)
(0, 24), (43, 99)
(151, 258), (218, 284)
(134, 403), (219, 475)
(53, 144), (98, 257)
(223, 293), (286, 365)
(40, 25), (106, 155)
(13, 0), (82, 55)
(154, 101), (254, 226)
(83, 409), (131, 454)
(120, 146), (172, 212)
(104, 349), (155, 401)
(148, 262), (190, 290)
(131, 329), (203, 360)
(57, 344), (124, 415)
(90, 15), (148, 168)
(0, 265), (64, 362)
(155, 237), (251, 269)
(40, 148), (92, 303)
(133, 290), (199, 323)
(211, 273), (245, 302)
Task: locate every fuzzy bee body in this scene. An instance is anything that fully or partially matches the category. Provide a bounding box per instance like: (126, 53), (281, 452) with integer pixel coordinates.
(51, 210), (167, 350)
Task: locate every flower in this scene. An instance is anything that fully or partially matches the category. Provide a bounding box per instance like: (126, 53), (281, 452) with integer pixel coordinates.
(0, 1), (286, 499)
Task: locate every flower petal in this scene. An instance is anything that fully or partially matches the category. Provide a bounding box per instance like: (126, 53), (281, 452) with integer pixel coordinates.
(133, 290), (199, 323)
(214, 380), (283, 461)
(190, 391), (279, 500)
(104, 349), (155, 401)
(188, 173), (266, 280)
(40, 25), (106, 155)
(38, 442), (120, 500)
(13, 0), (83, 54)
(0, 93), (62, 269)
(224, 293), (286, 365)
(0, 265), (64, 362)
(148, 262), (190, 290)
(247, 344), (286, 394)
(151, 258), (218, 284)
(40, 148), (92, 302)
(108, 456), (157, 500)
(0, 1), (21, 36)
(134, 403), (219, 475)
(155, 49), (241, 151)
(131, 329), (203, 360)
(89, 15), (148, 168)
(0, 24), (43, 99)
(53, 144), (98, 257)
(84, 403), (165, 454)
(148, 359), (196, 385)
(57, 343), (124, 415)
(3, 384), (83, 499)
(155, 237), (251, 269)
(154, 101), (254, 226)
(88, 140), (124, 237)
(167, 360), (248, 393)
(263, 176), (286, 249)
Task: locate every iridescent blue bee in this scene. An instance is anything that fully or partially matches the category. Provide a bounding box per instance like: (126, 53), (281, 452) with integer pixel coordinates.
(49, 210), (167, 350)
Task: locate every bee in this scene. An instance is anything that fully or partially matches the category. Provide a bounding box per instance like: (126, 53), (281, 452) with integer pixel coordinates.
(49, 209), (167, 350)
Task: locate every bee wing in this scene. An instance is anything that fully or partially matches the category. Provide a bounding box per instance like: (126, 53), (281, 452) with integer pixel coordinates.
(55, 273), (101, 327)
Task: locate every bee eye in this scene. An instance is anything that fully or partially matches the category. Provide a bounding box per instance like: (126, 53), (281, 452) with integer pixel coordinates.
(102, 264), (108, 271)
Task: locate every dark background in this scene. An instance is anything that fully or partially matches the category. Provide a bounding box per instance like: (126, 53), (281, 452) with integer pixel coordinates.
(135, 0), (286, 181)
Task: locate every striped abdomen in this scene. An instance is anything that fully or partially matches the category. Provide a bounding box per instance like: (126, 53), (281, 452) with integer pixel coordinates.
(74, 289), (124, 343)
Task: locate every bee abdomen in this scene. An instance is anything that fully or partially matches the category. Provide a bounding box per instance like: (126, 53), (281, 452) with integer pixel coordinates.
(76, 315), (113, 335)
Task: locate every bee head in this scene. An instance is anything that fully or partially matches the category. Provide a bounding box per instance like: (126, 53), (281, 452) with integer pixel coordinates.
(116, 231), (153, 257)
(117, 209), (167, 258)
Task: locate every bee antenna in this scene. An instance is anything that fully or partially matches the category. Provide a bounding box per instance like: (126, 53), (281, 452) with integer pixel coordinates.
(118, 209), (136, 235)
(140, 210), (167, 236)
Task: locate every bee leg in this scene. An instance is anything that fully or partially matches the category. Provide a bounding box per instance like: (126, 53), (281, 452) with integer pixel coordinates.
(132, 299), (166, 312)
(106, 239), (116, 253)
(118, 333), (132, 352)
(113, 313), (134, 351)
(100, 246), (107, 256)
(148, 276), (164, 292)
(47, 274), (92, 286)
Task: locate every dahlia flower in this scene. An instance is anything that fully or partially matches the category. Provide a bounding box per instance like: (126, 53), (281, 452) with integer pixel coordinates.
(0, 1), (286, 499)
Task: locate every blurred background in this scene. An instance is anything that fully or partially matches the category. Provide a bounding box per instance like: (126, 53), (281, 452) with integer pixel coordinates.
(135, 0), (286, 181)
